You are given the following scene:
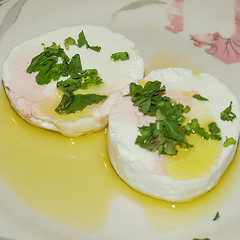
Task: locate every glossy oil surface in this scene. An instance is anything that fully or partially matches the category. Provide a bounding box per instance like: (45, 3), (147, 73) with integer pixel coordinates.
(163, 102), (222, 180)
(0, 88), (239, 231)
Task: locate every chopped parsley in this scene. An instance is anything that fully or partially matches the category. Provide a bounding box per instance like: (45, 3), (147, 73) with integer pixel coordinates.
(183, 105), (191, 113)
(193, 238), (210, 240)
(111, 51), (129, 61)
(77, 31), (101, 52)
(223, 137), (236, 147)
(78, 69), (103, 89)
(193, 94), (209, 101)
(220, 101), (236, 121)
(129, 81), (192, 155)
(136, 119), (192, 156)
(64, 31), (101, 52)
(208, 122), (221, 140)
(57, 69), (103, 94)
(55, 93), (107, 114)
(68, 54), (83, 76)
(64, 37), (77, 50)
(128, 81), (222, 156)
(54, 55), (105, 114)
(26, 42), (69, 85)
(128, 81), (166, 116)
(213, 211), (220, 221)
(26, 32), (106, 115)
(184, 118), (209, 140)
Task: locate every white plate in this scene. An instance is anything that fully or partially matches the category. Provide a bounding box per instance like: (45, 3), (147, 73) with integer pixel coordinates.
(0, 0), (240, 239)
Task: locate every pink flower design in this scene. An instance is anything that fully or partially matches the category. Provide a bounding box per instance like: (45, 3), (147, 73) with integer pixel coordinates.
(165, 0), (184, 33)
(190, 0), (240, 64)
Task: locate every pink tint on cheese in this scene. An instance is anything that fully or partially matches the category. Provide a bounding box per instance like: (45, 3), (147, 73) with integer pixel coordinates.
(6, 44), (48, 101)
(113, 93), (165, 176)
(165, 88), (195, 108)
(151, 152), (165, 176)
(112, 93), (156, 127)
(150, 89), (194, 176)
(114, 87), (195, 177)
(135, 110), (156, 127)
(4, 44), (55, 117)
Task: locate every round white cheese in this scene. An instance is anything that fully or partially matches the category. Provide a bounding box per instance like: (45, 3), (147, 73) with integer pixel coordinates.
(2, 25), (144, 136)
(108, 67), (240, 202)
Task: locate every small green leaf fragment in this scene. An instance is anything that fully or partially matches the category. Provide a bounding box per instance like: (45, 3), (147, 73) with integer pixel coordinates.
(88, 45), (101, 52)
(77, 31), (101, 52)
(60, 60), (69, 77)
(192, 238), (210, 240)
(79, 69), (103, 89)
(26, 42), (69, 84)
(57, 78), (82, 94)
(213, 211), (220, 221)
(193, 94), (209, 101)
(77, 31), (87, 48)
(68, 54), (82, 76)
(129, 81), (195, 156)
(128, 81), (166, 115)
(56, 68), (103, 95)
(210, 134), (222, 141)
(220, 101), (236, 121)
(64, 36), (77, 50)
(111, 52), (129, 61)
(208, 122), (220, 134)
(55, 94), (75, 114)
(184, 118), (209, 140)
(55, 94), (107, 114)
(223, 137), (236, 147)
(183, 105), (191, 113)
(35, 62), (62, 85)
(208, 122), (221, 141)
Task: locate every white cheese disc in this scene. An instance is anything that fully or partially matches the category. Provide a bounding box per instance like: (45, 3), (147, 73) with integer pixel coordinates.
(2, 25), (144, 136)
(108, 67), (240, 202)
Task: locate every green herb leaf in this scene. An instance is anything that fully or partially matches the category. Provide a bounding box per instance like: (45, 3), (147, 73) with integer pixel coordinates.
(77, 31), (88, 48)
(193, 94), (209, 101)
(88, 45), (101, 52)
(208, 122), (221, 140)
(193, 238), (210, 240)
(213, 211), (220, 221)
(35, 62), (62, 85)
(55, 93), (107, 114)
(55, 94), (75, 113)
(184, 118), (209, 140)
(128, 81), (166, 116)
(27, 42), (69, 85)
(57, 68), (103, 94)
(220, 101), (236, 121)
(64, 36), (77, 50)
(223, 137), (236, 147)
(68, 54), (82, 77)
(77, 31), (101, 52)
(129, 81), (194, 155)
(60, 60), (70, 77)
(136, 119), (192, 156)
(183, 105), (191, 113)
(111, 51), (130, 61)
(78, 69), (103, 89)
(57, 78), (82, 94)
